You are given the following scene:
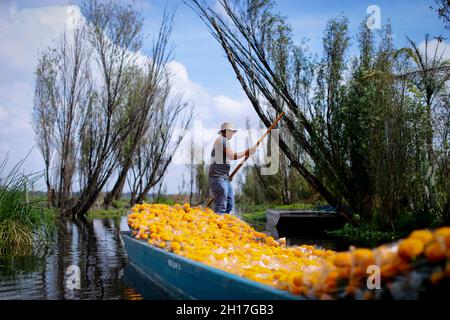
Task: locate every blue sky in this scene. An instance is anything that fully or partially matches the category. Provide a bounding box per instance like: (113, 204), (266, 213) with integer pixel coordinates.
(0, 0), (448, 194)
(142, 0), (448, 96)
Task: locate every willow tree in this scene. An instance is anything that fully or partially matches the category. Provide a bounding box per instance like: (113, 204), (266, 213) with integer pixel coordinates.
(33, 0), (185, 216)
(188, 0), (449, 227)
(432, 0), (450, 30)
(188, 0), (352, 219)
(33, 28), (91, 208)
(102, 10), (176, 208)
(128, 90), (192, 205)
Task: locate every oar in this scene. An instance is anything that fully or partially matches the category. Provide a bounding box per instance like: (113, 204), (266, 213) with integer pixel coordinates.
(205, 112), (285, 208)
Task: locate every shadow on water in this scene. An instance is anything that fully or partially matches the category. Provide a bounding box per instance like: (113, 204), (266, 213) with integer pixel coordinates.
(0, 215), (173, 300)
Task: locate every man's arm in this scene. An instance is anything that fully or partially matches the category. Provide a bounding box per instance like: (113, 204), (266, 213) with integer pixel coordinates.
(225, 145), (257, 160)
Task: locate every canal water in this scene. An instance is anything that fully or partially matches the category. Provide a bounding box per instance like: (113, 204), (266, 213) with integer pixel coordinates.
(0, 214), (353, 300)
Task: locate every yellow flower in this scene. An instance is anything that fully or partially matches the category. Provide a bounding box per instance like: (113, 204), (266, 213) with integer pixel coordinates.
(161, 233), (174, 242)
(289, 272), (303, 288)
(398, 238), (424, 260)
(171, 241), (181, 252)
(333, 252), (352, 268)
(127, 203), (449, 298)
(352, 248), (375, 267)
(409, 229), (434, 246)
(156, 241), (166, 249)
(323, 270), (339, 292)
(425, 240), (446, 262)
(430, 270), (445, 285)
(435, 227), (450, 239)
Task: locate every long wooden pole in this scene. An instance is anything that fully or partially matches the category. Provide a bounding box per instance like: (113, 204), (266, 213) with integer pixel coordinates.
(206, 112), (285, 208)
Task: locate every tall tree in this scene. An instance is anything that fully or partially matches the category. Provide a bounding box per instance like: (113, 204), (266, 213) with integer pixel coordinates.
(397, 35), (450, 216)
(33, 27), (91, 208)
(188, 0), (352, 219)
(103, 10), (176, 208)
(431, 0), (450, 29)
(188, 0), (449, 228)
(129, 90), (192, 205)
(33, 52), (56, 205)
(70, 0), (145, 216)
(33, 0), (185, 216)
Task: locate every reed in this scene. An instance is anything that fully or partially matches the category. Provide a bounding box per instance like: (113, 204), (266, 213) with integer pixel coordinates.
(0, 155), (54, 252)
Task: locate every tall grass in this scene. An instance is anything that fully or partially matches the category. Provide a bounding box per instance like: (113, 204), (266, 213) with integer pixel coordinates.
(0, 155), (55, 252)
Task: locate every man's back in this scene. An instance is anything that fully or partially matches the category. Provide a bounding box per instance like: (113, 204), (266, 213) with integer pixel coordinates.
(208, 136), (231, 178)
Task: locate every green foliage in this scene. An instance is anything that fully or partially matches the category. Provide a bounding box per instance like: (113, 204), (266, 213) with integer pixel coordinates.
(0, 157), (55, 252)
(111, 199), (125, 209)
(87, 208), (127, 219)
(151, 196), (177, 206)
(274, 203), (318, 210)
(238, 202), (318, 224)
(238, 163), (317, 205)
(431, 0), (450, 30)
(326, 223), (402, 243)
(223, 5), (449, 233)
(241, 210), (266, 223)
(195, 161), (209, 203)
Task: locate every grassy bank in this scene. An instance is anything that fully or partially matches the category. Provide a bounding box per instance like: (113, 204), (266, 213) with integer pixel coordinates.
(325, 223), (404, 243)
(238, 202), (318, 224)
(87, 207), (128, 219)
(86, 198), (132, 219)
(86, 196), (182, 219)
(0, 158), (55, 252)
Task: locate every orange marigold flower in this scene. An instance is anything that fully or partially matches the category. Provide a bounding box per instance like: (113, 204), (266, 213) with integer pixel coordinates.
(171, 241), (181, 251)
(127, 203), (449, 299)
(425, 241), (446, 263)
(435, 227), (450, 239)
(333, 252), (352, 268)
(352, 248), (375, 267)
(398, 238), (424, 260)
(430, 270), (445, 285)
(409, 229), (434, 246)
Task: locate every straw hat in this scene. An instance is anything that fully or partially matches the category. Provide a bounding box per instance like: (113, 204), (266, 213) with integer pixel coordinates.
(218, 122), (238, 135)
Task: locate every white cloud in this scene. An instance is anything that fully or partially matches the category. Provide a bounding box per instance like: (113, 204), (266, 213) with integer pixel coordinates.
(0, 3), (77, 182)
(213, 95), (252, 116)
(0, 3), (258, 193)
(0, 3), (77, 79)
(0, 108), (9, 122)
(418, 38), (450, 61)
(167, 60), (256, 126)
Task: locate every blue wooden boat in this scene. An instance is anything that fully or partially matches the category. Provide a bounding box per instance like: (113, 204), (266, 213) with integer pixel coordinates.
(120, 231), (302, 300)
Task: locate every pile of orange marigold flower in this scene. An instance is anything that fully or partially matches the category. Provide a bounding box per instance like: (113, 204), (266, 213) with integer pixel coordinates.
(127, 203), (450, 299)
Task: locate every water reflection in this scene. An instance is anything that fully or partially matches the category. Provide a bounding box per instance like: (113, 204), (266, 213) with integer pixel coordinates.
(0, 216), (172, 300)
(0, 211), (374, 300)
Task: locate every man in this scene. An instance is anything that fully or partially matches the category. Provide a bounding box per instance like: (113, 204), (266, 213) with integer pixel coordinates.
(209, 122), (256, 214)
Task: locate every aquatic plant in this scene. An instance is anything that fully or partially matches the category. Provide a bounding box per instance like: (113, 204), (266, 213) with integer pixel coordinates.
(0, 155), (55, 252)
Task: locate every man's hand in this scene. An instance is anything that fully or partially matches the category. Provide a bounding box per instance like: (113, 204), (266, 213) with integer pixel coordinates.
(233, 145), (258, 159)
(249, 145), (257, 155)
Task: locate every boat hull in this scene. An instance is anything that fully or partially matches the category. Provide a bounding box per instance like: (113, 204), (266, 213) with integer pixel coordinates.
(266, 209), (344, 236)
(121, 231), (302, 300)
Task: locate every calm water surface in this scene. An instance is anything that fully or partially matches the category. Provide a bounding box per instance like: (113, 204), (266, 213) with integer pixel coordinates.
(0, 216), (173, 300)
(0, 213), (353, 300)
